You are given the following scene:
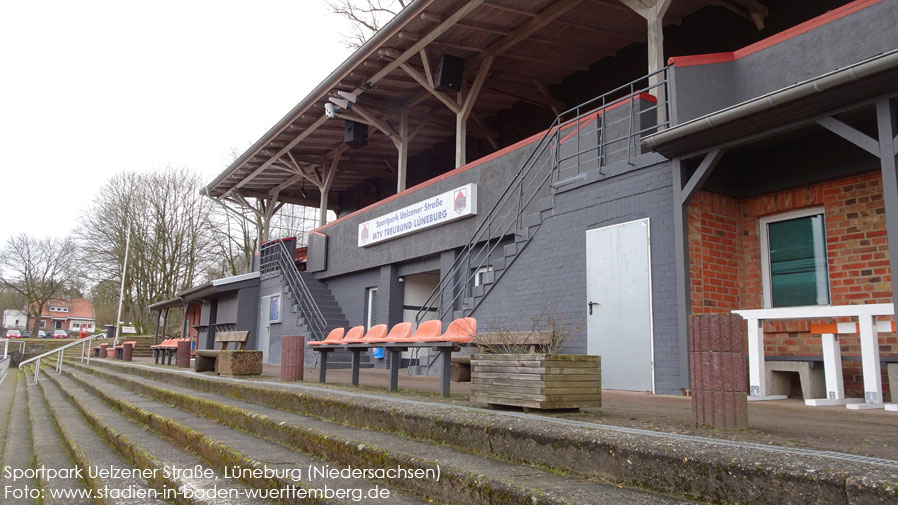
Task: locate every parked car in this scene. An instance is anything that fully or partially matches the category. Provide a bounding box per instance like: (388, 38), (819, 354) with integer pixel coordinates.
(52, 330), (69, 339)
(21, 331), (32, 338)
(5, 330), (22, 338)
(38, 331), (51, 338)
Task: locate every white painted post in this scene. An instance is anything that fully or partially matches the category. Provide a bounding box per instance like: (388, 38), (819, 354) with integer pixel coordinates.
(747, 318), (765, 396)
(33, 360), (40, 385)
(2, 339), (7, 359)
(56, 352), (62, 373)
(821, 333), (843, 400)
(848, 314), (884, 409)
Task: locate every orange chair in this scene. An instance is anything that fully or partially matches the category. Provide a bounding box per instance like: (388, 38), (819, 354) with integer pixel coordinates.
(366, 322), (412, 344)
(344, 324), (386, 344)
(308, 327), (346, 346)
(419, 317), (476, 343)
(397, 320), (442, 343)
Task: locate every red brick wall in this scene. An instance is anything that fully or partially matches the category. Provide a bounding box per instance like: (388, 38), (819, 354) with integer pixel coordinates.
(688, 172), (895, 397)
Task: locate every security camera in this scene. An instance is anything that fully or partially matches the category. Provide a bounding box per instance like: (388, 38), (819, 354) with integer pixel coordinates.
(329, 97), (350, 109)
(337, 91), (358, 104)
(325, 102), (338, 119)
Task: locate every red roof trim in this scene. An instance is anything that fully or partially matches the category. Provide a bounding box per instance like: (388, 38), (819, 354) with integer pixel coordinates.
(668, 0), (883, 68)
(315, 93), (657, 233)
(259, 236), (296, 246)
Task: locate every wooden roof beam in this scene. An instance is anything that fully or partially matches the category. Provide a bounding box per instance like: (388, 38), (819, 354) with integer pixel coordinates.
(705, 0), (768, 30)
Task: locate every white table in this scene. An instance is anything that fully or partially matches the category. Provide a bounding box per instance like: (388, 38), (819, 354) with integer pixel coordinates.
(732, 304), (894, 410)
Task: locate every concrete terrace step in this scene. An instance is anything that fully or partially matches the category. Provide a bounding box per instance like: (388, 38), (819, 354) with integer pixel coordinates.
(0, 373), (37, 505)
(0, 369), (18, 457)
(24, 371), (92, 504)
(60, 366), (429, 505)
(30, 367), (169, 505)
(37, 367), (277, 505)
(78, 359), (898, 505)
(65, 360), (693, 505)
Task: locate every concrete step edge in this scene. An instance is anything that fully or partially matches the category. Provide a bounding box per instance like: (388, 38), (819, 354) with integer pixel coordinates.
(0, 372), (38, 504)
(67, 361), (618, 505)
(61, 367), (431, 505)
(37, 362), (236, 505)
(0, 369), (20, 457)
(24, 370), (92, 504)
(26, 365), (168, 504)
(77, 359), (898, 505)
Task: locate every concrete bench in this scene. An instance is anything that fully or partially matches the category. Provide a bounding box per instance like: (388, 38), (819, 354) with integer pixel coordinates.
(765, 355), (898, 404)
(764, 357), (825, 400)
(195, 331), (262, 376)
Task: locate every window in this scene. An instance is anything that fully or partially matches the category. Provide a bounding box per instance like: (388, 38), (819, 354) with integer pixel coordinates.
(474, 266), (493, 287)
(760, 208), (830, 308)
(54, 320), (63, 329)
(40, 320), (46, 328)
(366, 287), (378, 328)
(268, 295), (281, 323)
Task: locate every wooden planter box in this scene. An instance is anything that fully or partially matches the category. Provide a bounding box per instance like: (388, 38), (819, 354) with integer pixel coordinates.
(471, 354), (601, 410)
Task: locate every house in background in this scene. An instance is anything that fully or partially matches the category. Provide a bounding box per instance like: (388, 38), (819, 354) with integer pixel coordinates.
(2, 309), (28, 330)
(29, 298), (96, 334)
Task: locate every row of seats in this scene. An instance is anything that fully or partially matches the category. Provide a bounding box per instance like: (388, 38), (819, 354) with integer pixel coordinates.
(308, 318), (477, 347)
(151, 338), (192, 364)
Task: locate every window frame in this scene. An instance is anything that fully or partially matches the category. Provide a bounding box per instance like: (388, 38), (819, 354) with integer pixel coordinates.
(365, 287), (378, 328)
(759, 207), (830, 309)
(473, 266), (493, 287)
(268, 294), (282, 324)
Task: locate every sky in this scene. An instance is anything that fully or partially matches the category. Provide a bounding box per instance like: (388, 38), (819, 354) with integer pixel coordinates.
(0, 1), (354, 242)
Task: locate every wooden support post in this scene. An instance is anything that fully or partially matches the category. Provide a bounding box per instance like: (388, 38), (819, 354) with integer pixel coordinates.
(622, 0), (672, 126)
(398, 112), (409, 193)
(456, 56), (494, 168)
(318, 148), (344, 227)
(876, 99), (898, 341)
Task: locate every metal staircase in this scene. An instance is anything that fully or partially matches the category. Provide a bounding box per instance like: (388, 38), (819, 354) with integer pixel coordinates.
(415, 69), (670, 325)
(261, 239), (364, 368)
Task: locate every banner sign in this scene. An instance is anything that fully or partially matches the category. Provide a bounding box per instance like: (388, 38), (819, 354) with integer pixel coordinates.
(358, 184), (477, 247)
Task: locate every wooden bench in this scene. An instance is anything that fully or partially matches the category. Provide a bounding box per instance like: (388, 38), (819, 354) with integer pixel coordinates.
(195, 331), (261, 375)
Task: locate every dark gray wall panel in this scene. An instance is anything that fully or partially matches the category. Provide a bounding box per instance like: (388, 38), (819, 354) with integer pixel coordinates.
(674, 1), (898, 123)
(471, 160), (681, 394)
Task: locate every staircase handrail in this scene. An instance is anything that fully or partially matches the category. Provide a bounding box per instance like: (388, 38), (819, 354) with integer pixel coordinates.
(2, 339), (25, 359)
(19, 332), (109, 385)
(414, 67), (669, 324)
(272, 240), (328, 341)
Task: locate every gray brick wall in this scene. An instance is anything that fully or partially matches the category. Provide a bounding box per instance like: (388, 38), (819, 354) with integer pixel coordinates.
(472, 159), (682, 394)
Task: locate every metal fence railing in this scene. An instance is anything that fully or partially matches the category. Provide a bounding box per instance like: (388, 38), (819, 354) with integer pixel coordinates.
(19, 332), (109, 385)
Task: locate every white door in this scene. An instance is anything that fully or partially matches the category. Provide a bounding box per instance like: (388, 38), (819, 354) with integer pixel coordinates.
(258, 296), (272, 364)
(586, 218), (654, 392)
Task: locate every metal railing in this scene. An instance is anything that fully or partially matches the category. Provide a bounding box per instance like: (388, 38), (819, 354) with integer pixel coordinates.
(414, 68), (670, 324)
(260, 240), (328, 341)
(2, 339), (25, 359)
(19, 332), (108, 385)
(0, 356), (10, 386)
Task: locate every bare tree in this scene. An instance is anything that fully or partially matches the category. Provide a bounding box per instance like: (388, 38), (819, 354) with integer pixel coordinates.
(327, 0), (410, 49)
(0, 234), (79, 337)
(79, 168), (215, 332)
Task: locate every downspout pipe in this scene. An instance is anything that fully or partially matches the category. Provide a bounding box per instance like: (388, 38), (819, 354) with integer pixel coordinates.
(642, 48), (898, 150)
